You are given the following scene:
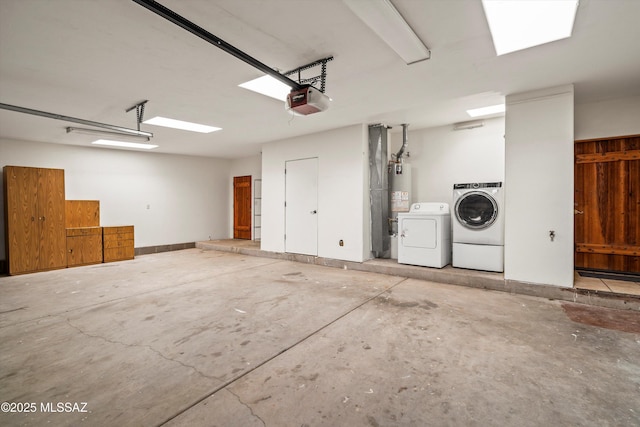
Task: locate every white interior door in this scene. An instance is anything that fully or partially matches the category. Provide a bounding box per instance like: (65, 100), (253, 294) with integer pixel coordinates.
(285, 158), (318, 255)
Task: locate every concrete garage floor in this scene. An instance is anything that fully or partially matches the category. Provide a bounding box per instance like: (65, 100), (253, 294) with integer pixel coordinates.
(1, 249), (639, 427)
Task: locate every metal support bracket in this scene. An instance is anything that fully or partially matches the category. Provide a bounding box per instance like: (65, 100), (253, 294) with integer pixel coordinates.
(126, 100), (148, 131)
(284, 56), (333, 93)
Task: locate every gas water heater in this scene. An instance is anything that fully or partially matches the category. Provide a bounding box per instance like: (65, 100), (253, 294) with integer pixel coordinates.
(389, 124), (411, 258)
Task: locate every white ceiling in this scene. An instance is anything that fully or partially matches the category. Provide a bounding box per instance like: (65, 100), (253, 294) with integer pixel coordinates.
(1, 0), (639, 159)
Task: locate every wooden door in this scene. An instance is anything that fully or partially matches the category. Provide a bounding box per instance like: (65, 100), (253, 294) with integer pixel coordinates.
(4, 166), (39, 274)
(574, 135), (640, 273)
(233, 176), (252, 240)
(37, 168), (67, 270)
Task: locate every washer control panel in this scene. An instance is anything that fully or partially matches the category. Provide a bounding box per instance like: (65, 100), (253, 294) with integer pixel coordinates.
(453, 182), (502, 189)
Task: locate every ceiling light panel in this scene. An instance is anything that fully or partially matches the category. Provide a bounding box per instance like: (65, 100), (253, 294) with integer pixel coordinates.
(467, 104), (506, 117)
(238, 75), (291, 101)
(482, 0), (579, 55)
(144, 116), (221, 133)
(343, 0), (430, 65)
(92, 139), (158, 150)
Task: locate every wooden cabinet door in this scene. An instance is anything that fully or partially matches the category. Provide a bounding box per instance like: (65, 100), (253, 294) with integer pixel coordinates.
(4, 166), (66, 274)
(575, 135), (640, 273)
(5, 166), (39, 274)
(37, 168), (66, 270)
(67, 231), (103, 267)
(233, 176), (252, 240)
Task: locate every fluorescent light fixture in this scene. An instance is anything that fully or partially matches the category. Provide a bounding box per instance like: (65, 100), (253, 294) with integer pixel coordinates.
(482, 0), (579, 55)
(66, 126), (152, 141)
(239, 75), (292, 101)
(467, 104), (506, 117)
(454, 120), (485, 131)
(143, 116), (221, 133)
(92, 139), (158, 150)
(343, 0), (430, 64)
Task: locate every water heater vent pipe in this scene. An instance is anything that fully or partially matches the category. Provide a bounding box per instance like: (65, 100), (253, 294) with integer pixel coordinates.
(395, 123), (409, 160)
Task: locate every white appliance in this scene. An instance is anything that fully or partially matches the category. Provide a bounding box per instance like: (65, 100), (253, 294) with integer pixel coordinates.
(452, 182), (505, 272)
(398, 202), (451, 268)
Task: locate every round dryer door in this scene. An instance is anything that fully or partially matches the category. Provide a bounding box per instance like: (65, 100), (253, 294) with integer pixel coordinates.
(455, 191), (498, 230)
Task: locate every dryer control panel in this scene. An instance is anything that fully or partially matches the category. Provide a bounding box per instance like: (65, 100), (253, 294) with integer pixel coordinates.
(409, 202), (450, 214)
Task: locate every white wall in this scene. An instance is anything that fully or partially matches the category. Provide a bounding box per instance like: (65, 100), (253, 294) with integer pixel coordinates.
(228, 154), (262, 240)
(504, 85), (575, 288)
(0, 139), (230, 260)
(390, 117), (505, 206)
(261, 125), (368, 262)
(575, 95), (640, 140)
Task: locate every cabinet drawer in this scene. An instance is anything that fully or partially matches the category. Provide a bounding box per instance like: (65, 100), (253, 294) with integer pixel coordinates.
(103, 226), (134, 235)
(66, 227), (102, 237)
(103, 232), (134, 243)
(104, 238), (134, 249)
(103, 246), (135, 262)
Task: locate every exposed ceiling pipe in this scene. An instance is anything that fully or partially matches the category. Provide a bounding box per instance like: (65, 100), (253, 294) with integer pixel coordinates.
(0, 102), (153, 138)
(131, 0), (304, 91)
(395, 123), (409, 160)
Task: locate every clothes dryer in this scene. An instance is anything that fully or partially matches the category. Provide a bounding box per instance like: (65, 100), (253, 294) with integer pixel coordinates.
(452, 182), (504, 272)
(398, 202), (451, 268)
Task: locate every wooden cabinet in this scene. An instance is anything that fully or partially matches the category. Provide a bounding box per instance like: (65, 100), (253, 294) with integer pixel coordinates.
(103, 226), (134, 262)
(66, 200), (100, 228)
(66, 227), (103, 267)
(3, 166), (67, 275)
(65, 200), (103, 267)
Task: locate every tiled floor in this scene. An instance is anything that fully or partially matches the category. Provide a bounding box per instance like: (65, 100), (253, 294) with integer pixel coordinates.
(574, 273), (640, 296)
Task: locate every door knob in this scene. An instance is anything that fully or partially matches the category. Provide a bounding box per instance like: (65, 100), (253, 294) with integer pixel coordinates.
(310, 210), (317, 214)
(574, 209), (584, 215)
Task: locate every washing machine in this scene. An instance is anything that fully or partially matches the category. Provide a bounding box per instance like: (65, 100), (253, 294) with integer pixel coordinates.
(452, 182), (504, 272)
(398, 202), (451, 268)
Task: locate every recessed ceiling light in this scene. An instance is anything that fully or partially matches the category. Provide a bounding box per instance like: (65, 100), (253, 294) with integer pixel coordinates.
(238, 75), (292, 101)
(92, 139), (158, 150)
(467, 104), (506, 117)
(482, 0), (579, 55)
(143, 116), (221, 133)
